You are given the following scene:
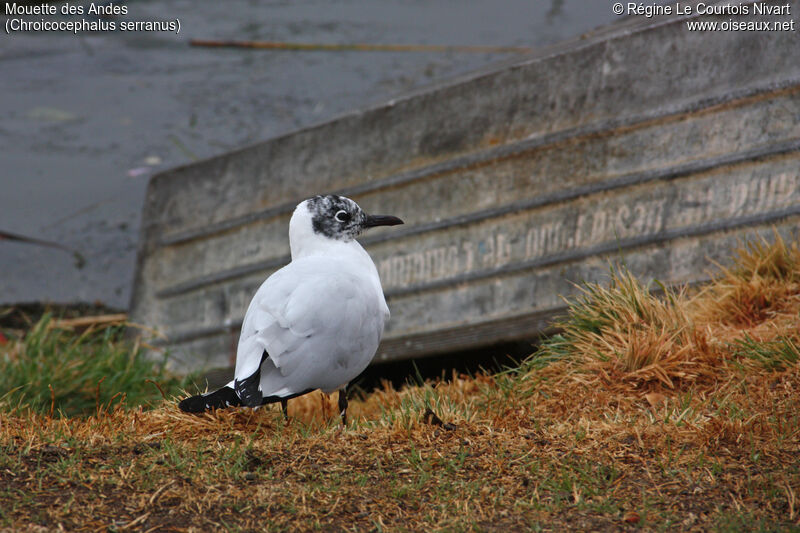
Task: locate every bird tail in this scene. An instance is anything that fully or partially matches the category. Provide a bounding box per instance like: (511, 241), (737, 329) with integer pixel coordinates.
(178, 385), (243, 413)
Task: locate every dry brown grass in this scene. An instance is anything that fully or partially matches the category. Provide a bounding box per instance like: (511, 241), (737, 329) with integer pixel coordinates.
(2, 233), (800, 531)
(693, 231), (800, 328)
(540, 267), (715, 393)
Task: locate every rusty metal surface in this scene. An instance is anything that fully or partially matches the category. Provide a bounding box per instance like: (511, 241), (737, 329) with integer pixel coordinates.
(130, 2), (800, 372)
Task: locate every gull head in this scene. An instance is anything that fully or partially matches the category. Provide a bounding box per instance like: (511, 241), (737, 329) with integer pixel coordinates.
(289, 194), (403, 255)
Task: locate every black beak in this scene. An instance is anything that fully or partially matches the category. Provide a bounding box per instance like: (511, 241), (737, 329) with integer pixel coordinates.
(364, 214), (404, 228)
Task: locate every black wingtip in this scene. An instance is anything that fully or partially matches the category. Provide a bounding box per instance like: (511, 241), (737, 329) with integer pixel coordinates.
(178, 386), (243, 413)
(178, 394), (209, 413)
(234, 372), (263, 408)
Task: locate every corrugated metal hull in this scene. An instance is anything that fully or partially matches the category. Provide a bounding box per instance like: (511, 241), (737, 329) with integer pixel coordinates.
(130, 3), (800, 372)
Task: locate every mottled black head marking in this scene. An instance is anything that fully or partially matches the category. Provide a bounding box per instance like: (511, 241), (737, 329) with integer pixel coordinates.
(306, 194), (367, 241)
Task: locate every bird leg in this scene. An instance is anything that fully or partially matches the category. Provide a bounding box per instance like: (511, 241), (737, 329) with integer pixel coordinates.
(281, 399), (289, 422)
(338, 386), (349, 427)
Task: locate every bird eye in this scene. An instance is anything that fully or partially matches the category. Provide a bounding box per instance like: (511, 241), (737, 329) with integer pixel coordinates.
(335, 210), (351, 223)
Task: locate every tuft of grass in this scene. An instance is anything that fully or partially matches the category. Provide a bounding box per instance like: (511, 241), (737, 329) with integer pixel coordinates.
(0, 315), (190, 417)
(693, 231), (800, 326)
(536, 265), (714, 391)
(531, 232), (800, 395)
(728, 230), (800, 283)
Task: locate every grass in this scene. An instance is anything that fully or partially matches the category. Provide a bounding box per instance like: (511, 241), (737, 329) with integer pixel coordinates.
(1, 233), (799, 531)
(0, 315), (190, 417)
(731, 335), (800, 371)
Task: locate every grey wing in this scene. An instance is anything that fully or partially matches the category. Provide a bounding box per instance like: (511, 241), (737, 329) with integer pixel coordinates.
(233, 266), (297, 385)
(235, 265), (384, 398)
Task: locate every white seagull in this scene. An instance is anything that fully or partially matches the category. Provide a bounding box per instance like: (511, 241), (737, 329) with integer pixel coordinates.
(179, 194), (403, 425)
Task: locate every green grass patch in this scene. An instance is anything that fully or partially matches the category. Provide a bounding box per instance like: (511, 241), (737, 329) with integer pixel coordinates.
(0, 315), (190, 417)
(732, 334), (800, 371)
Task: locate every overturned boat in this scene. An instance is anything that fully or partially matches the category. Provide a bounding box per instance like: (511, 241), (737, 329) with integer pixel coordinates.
(131, 2), (800, 373)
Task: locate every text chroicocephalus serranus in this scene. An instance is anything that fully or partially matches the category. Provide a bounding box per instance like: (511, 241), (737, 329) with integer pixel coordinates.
(178, 194), (403, 425)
